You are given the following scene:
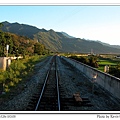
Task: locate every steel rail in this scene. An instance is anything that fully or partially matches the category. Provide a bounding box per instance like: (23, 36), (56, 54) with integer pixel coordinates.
(55, 58), (61, 111)
(35, 56), (61, 111)
(35, 63), (52, 111)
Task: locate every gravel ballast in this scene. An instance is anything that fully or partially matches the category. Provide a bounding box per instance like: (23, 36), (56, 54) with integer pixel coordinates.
(0, 56), (53, 110)
(0, 55), (120, 111)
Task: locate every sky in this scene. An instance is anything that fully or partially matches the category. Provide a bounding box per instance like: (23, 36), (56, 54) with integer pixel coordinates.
(0, 6), (120, 45)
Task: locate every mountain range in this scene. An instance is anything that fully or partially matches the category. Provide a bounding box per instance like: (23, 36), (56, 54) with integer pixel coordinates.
(1, 21), (120, 54)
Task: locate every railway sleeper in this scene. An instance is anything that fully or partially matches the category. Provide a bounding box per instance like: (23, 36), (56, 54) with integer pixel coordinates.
(26, 104), (36, 110)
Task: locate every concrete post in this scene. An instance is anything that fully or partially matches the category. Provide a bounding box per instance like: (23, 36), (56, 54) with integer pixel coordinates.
(0, 57), (11, 71)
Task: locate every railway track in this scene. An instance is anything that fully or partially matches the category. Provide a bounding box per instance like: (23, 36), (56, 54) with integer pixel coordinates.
(26, 55), (93, 111)
(0, 55), (119, 110)
(26, 55), (60, 111)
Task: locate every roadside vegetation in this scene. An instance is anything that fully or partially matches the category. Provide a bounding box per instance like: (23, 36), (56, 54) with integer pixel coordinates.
(0, 23), (50, 57)
(69, 55), (99, 68)
(99, 56), (120, 78)
(98, 57), (117, 72)
(0, 23), (51, 94)
(0, 55), (48, 93)
(68, 54), (120, 78)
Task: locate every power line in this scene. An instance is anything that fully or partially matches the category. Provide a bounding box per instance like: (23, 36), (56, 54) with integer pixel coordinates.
(48, 6), (85, 29)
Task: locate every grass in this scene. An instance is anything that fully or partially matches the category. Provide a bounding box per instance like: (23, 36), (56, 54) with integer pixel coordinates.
(98, 59), (118, 72)
(97, 66), (105, 72)
(98, 60), (117, 66)
(0, 55), (48, 96)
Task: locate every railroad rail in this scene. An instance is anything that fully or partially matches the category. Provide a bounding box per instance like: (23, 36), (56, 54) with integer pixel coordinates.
(26, 56), (93, 111)
(34, 55), (60, 111)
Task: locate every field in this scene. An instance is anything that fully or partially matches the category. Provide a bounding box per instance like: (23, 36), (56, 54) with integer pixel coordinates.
(62, 53), (120, 73)
(98, 58), (119, 72)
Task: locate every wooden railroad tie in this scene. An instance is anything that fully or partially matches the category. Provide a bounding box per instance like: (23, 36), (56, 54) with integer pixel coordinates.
(73, 92), (83, 102)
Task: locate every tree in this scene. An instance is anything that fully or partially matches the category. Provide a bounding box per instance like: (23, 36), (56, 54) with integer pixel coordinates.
(0, 31), (6, 56)
(0, 32), (14, 57)
(34, 43), (45, 55)
(4, 33), (14, 56)
(0, 28), (48, 57)
(69, 55), (99, 68)
(0, 23), (3, 29)
(88, 56), (99, 68)
(79, 56), (89, 64)
(109, 63), (120, 78)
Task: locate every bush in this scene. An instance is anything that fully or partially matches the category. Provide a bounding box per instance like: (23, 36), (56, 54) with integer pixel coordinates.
(69, 55), (99, 68)
(109, 64), (120, 78)
(0, 55), (46, 93)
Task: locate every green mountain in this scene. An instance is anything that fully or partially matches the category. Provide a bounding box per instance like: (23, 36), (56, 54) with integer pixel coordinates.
(2, 21), (120, 54)
(61, 32), (75, 38)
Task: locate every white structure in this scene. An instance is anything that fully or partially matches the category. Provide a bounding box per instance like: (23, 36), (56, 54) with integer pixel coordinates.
(104, 65), (109, 73)
(0, 57), (8, 70)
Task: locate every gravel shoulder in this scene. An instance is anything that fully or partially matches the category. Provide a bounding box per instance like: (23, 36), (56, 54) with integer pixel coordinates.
(57, 56), (120, 110)
(0, 56), (53, 111)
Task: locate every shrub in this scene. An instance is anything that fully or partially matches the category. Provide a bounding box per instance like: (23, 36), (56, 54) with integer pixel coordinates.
(0, 55), (47, 94)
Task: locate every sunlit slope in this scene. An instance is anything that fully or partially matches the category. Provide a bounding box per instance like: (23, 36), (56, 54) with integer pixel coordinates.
(2, 21), (120, 53)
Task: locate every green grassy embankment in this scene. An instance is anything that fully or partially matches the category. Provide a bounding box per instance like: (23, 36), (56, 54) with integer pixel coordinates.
(0, 55), (48, 94)
(98, 59), (118, 72)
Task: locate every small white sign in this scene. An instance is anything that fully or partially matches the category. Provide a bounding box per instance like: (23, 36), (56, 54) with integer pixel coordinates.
(6, 45), (9, 51)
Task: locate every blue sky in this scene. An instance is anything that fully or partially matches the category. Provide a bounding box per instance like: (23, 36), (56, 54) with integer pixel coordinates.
(0, 6), (120, 45)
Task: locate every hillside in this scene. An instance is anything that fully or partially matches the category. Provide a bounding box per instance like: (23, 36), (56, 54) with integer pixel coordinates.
(2, 21), (120, 54)
(97, 40), (120, 50)
(61, 32), (75, 38)
(0, 31), (48, 57)
(2, 21), (47, 39)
